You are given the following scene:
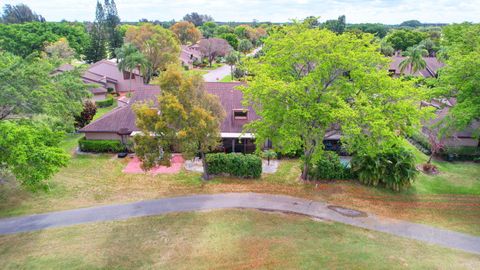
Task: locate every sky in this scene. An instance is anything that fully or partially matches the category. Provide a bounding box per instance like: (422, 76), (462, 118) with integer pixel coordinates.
(2, 0), (480, 24)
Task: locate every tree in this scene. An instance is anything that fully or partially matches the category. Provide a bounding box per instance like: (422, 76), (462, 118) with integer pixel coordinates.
(0, 52), (90, 130)
(399, 45), (428, 74)
(434, 23), (480, 137)
(400, 20), (422, 28)
(347, 23), (388, 38)
(104, 0), (123, 57)
(85, 1), (107, 63)
(115, 43), (149, 93)
(199, 21), (217, 38)
(0, 22), (90, 58)
(303, 16), (320, 28)
(241, 24), (425, 180)
(225, 51), (240, 80)
(219, 33), (238, 49)
(0, 121), (69, 188)
(215, 25), (234, 36)
(234, 25), (247, 39)
(426, 130), (445, 164)
(323, 15), (346, 34)
(198, 38), (232, 67)
(183, 12), (213, 27)
(133, 64), (225, 180)
(75, 100), (97, 129)
(386, 29), (426, 51)
(171, 21), (202, 45)
(44, 37), (75, 61)
(380, 40), (395, 56)
(125, 23), (180, 82)
(1, 4), (45, 24)
(238, 39), (253, 55)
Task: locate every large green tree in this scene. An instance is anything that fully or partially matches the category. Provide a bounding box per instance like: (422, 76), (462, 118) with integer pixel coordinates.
(1, 3), (45, 24)
(434, 23), (480, 137)
(0, 22), (89, 58)
(133, 64), (225, 180)
(125, 23), (180, 82)
(85, 1), (108, 63)
(386, 29), (426, 51)
(0, 121), (69, 188)
(104, 0), (123, 57)
(241, 25), (425, 180)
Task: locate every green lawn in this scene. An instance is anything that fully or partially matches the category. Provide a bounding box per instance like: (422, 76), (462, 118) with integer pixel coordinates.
(1, 209), (478, 269)
(93, 100), (117, 120)
(0, 136), (479, 235)
(219, 74), (238, 82)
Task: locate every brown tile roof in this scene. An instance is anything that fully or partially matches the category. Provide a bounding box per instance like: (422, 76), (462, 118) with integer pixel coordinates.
(79, 85), (160, 133)
(205, 82), (260, 133)
(389, 56), (445, 78)
(80, 82), (259, 135)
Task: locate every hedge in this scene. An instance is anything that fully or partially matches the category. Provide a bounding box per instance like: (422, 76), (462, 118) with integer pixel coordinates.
(308, 151), (353, 180)
(78, 137), (125, 153)
(206, 153), (262, 178)
(440, 146), (480, 161)
(95, 96), (114, 108)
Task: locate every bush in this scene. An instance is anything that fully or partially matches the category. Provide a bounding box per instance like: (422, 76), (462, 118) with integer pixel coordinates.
(206, 153), (262, 178)
(78, 137), (125, 153)
(440, 146), (480, 161)
(95, 96), (114, 108)
(351, 148), (418, 191)
(308, 151), (353, 180)
(261, 149), (277, 165)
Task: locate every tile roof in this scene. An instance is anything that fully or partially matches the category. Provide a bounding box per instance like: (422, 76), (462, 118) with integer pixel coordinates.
(389, 56), (445, 78)
(80, 82), (259, 135)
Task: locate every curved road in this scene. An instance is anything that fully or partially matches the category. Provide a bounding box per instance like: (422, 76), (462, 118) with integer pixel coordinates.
(203, 64), (232, 82)
(1, 193), (479, 255)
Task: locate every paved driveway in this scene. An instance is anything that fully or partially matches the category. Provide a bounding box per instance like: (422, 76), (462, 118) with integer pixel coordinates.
(203, 65), (232, 82)
(1, 193), (479, 255)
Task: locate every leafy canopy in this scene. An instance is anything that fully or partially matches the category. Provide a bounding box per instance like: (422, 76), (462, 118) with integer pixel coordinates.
(241, 24), (426, 179)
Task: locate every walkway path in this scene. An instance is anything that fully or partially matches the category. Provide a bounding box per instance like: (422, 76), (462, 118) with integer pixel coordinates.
(1, 193), (479, 255)
(203, 64), (231, 82)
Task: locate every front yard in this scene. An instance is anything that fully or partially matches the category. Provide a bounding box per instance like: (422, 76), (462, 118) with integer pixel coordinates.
(1, 209), (479, 269)
(0, 135), (479, 236)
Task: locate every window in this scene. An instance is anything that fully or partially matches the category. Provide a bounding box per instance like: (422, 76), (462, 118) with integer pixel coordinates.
(233, 109), (248, 120)
(123, 71), (133, 80)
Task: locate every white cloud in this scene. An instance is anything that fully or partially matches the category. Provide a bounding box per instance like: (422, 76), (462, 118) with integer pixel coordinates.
(2, 0), (480, 23)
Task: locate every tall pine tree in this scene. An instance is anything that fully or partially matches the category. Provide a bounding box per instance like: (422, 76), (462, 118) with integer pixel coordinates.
(85, 1), (107, 63)
(104, 0), (123, 57)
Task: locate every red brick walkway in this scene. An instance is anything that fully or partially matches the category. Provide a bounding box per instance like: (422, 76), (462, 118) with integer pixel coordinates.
(122, 154), (185, 175)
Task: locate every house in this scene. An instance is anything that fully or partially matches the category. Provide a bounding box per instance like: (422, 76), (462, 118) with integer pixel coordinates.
(389, 56), (444, 78)
(421, 98), (480, 148)
(80, 82), (262, 153)
(180, 44), (202, 68)
(54, 59), (145, 101)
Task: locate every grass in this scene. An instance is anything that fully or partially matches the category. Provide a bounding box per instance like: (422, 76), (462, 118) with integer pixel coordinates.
(219, 74), (238, 82)
(184, 69), (208, 77)
(93, 99), (117, 121)
(0, 137), (479, 235)
(1, 209), (479, 269)
(200, 62), (223, 70)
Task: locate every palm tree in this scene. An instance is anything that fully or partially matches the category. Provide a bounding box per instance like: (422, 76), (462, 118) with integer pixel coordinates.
(399, 45), (428, 75)
(115, 43), (148, 95)
(225, 51), (240, 80)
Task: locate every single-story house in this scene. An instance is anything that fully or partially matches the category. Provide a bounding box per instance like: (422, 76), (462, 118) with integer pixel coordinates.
(421, 98), (480, 148)
(180, 44), (202, 68)
(54, 59), (145, 101)
(389, 56), (444, 78)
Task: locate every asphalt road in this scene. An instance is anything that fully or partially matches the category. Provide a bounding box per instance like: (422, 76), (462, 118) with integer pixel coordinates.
(1, 193), (479, 255)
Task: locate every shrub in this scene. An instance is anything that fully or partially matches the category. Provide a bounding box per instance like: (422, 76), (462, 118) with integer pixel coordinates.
(308, 151), (353, 180)
(78, 137), (125, 153)
(351, 148), (418, 191)
(74, 100), (97, 129)
(261, 149), (277, 165)
(206, 153), (262, 178)
(440, 146), (480, 161)
(95, 96), (114, 108)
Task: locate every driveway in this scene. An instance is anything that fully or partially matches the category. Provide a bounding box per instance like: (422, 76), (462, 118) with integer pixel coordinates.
(0, 193), (479, 255)
(203, 64), (232, 82)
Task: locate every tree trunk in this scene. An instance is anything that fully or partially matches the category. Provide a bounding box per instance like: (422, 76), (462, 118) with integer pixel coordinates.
(201, 151), (209, 180)
(301, 150), (312, 181)
(230, 65), (234, 80)
(427, 153), (433, 164)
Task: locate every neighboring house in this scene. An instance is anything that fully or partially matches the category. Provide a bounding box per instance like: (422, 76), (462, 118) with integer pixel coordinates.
(180, 44), (202, 68)
(389, 56), (444, 78)
(421, 98), (480, 148)
(54, 59), (145, 101)
(79, 82), (343, 154)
